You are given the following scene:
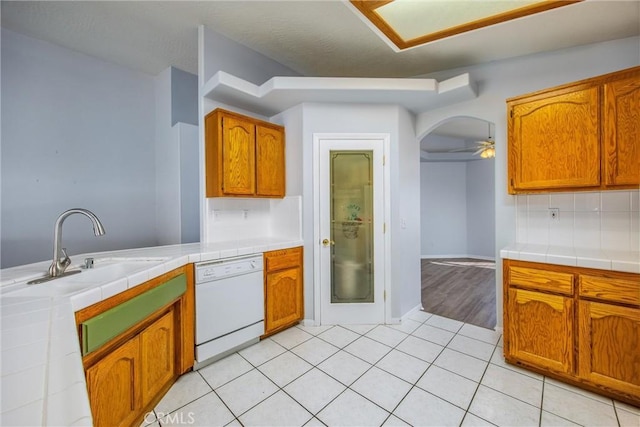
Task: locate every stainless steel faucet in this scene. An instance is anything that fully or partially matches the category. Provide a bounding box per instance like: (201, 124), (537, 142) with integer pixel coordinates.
(48, 208), (106, 277)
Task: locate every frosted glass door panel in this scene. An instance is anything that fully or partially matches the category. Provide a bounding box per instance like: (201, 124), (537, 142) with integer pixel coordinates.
(330, 151), (373, 303)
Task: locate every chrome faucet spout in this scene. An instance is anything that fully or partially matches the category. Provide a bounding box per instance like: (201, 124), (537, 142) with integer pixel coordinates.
(48, 208), (106, 277)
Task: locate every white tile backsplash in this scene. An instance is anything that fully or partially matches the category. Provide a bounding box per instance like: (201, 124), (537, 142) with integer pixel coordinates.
(631, 213), (639, 252)
(205, 196), (301, 243)
(516, 190), (639, 252)
(527, 211), (550, 245)
(601, 191), (631, 212)
(601, 212), (630, 251)
(549, 214), (573, 247)
(574, 211), (601, 249)
(549, 193), (574, 212)
(528, 194), (550, 211)
(574, 192), (601, 212)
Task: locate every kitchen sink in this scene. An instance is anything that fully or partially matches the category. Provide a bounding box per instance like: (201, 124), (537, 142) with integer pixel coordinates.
(4, 257), (170, 298)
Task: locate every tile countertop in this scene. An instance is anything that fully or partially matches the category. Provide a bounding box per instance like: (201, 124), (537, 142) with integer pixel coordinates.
(500, 243), (640, 274)
(0, 238), (303, 426)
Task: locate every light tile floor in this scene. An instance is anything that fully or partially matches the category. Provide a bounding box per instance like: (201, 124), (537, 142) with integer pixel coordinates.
(145, 311), (640, 427)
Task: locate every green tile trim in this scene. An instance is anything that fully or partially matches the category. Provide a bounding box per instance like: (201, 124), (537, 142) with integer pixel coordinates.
(81, 274), (186, 356)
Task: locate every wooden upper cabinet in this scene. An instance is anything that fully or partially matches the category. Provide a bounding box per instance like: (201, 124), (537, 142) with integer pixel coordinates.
(508, 85), (600, 193)
(220, 115), (256, 196)
(205, 108), (285, 198)
(603, 72), (640, 187)
(507, 66), (640, 194)
(256, 124), (285, 197)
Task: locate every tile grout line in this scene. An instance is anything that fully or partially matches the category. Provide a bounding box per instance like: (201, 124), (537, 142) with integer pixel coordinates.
(461, 342), (502, 426)
(292, 317), (431, 425)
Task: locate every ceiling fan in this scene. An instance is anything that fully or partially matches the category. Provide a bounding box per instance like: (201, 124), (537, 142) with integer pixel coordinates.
(424, 123), (496, 159)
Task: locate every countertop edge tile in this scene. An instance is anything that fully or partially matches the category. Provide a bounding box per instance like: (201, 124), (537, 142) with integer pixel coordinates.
(611, 261), (640, 274)
(545, 254), (577, 267)
(501, 243), (639, 272)
(0, 398), (44, 427)
(0, 364), (47, 412)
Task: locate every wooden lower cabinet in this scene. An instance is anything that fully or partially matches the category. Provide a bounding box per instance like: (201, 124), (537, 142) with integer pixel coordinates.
(266, 267), (303, 333)
(140, 310), (175, 408)
(578, 301), (640, 400)
(86, 336), (141, 427)
(507, 288), (574, 374)
(504, 259), (640, 406)
(77, 265), (195, 427)
(263, 247), (304, 337)
(86, 309), (177, 427)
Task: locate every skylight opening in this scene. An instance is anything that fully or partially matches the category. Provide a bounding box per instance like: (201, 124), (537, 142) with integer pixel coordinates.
(350, 0), (583, 50)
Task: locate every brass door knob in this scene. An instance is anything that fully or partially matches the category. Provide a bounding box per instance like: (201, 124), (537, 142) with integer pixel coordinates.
(322, 239), (335, 246)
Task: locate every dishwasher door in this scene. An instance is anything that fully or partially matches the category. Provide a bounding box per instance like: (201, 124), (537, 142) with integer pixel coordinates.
(195, 269), (264, 345)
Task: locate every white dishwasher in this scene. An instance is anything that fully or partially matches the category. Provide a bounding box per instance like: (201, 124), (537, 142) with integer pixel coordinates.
(194, 254), (264, 367)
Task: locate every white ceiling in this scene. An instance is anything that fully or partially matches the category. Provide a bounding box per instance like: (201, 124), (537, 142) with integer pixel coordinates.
(1, 1), (639, 78)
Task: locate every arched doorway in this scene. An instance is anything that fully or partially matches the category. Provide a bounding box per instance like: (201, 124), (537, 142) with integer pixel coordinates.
(419, 117), (497, 329)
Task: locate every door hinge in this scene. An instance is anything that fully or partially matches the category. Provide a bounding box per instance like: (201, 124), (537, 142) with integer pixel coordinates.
(383, 155), (386, 166)
(384, 290), (386, 301)
(383, 223), (386, 233)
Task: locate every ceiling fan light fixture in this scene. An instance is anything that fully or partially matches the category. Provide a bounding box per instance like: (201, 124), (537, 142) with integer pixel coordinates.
(481, 146), (496, 159)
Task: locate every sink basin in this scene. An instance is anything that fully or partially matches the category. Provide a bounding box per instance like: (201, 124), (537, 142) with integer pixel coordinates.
(4, 257), (170, 298)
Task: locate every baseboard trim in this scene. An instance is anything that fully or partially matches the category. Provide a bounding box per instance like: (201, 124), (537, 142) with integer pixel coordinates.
(421, 254), (496, 261)
(302, 318), (318, 327)
(400, 304), (423, 323)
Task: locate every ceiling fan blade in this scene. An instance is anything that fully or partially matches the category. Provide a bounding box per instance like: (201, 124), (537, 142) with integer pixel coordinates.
(423, 147), (477, 153)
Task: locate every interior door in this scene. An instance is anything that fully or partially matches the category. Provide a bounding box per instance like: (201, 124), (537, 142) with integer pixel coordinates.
(319, 138), (385, 325)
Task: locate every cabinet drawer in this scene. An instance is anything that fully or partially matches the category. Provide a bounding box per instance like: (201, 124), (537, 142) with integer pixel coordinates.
(579, 275), (640, 306)
(265, 247), (302, 272)
(509, 266), (574, 295)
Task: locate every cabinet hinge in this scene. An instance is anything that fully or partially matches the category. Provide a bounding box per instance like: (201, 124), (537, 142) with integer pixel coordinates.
(384, 290), (386, 301)
(510, 109), (513, 118)
(383, 155), (386, 166)
(383, 223), (386, 233)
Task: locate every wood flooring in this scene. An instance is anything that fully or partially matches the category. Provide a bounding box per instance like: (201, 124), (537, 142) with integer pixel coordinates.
(421, 258), (496, 330)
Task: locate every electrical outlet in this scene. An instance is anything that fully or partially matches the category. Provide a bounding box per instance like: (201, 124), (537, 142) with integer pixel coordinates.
(549, 208), (560, 221)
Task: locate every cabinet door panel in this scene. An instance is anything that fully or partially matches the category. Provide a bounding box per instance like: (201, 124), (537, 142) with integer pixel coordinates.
(222, 116), (255, 195)
(140, 310), (175, 407)
(256, 125), (285, 197)
(509, 86), (600, 191)
(578, 301), (640, 399)
(603, 75), (640, 186)
(265, 267), (303, 333)
(86, 336), (141, 427)
(507, 288), (574, 374)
